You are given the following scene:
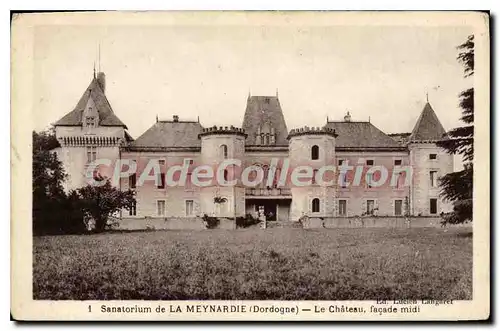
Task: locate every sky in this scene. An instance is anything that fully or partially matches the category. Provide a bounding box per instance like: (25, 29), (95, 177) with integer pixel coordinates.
(33, 20), (473, 139)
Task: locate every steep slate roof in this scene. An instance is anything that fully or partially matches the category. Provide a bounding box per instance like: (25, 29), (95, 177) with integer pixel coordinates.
(242, 96), (289, 145)
(324, 121), (404, 149)
(388, 132), (411, 146)
(130, 121), (203, 148)
(54, 73), (127, 128)
(408, 102), (447, 142)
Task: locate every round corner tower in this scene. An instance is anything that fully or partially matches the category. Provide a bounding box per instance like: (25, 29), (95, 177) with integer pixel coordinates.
(287, 126), (337, 221)
(198, 126), (247, 221)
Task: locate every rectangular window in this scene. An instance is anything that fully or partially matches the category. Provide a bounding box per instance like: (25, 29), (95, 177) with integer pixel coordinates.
(86, 146), (97, 163)
(395, 173), (403, 189)
(157, 200), (166, 216)
(394, 200), (403, 216)
(129, 201), (137, 216)
(394, 159), (402, 166)
(157, 173), (165, 189)
(430, 198), (438, 214)
(429, 154), (437, 160)
(366, 159), (374, 166)
(430, 171), (438, 187)
(366, 173), (373, 188)
(338, 200), (347, 216)
(312, 169), (318, 184)
(339, 171), (348, 188)
(129, 173), (136, 189)
(338, 159), (345, 166)
(185, 200), (194, 216)
(185, 173), (193, 190)
(366, 200), (375, 215)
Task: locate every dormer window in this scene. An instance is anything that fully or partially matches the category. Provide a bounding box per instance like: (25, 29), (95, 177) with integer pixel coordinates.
(257, 124), (276, 145)
(85, 116), (96, 128)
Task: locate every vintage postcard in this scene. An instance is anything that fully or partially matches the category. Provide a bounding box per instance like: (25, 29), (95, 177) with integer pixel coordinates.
(11, 11), (490, 321)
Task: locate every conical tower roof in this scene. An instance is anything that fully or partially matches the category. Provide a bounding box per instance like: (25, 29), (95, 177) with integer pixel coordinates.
(408, 102), (447, 142)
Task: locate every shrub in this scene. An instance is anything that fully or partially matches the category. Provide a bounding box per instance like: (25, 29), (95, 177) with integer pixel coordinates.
(202, 214), (220, 229)
(236, 214), (261, 228)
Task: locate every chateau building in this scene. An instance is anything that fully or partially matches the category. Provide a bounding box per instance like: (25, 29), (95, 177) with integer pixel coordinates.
(54, 72), (453, 227)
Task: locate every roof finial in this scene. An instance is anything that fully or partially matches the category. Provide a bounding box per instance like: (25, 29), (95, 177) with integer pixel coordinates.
(156, 114), (158, 123)
(93, 61), (96, 78)
(276, 88), (279, 98)
(248, 89), (251, 99)
(369, 116), (371, 123)
(326, 115), (329, 122)
(197, 116), (200, 123)
(426, 91), (429, 103)
(344, 111), (352, 122)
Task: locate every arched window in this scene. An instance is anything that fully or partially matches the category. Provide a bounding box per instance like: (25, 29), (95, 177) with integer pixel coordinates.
(311, 145), (319, 160)
(220, 144), (228, 159)
(223, 169), (229, 182)
(312, 198), (320, 213)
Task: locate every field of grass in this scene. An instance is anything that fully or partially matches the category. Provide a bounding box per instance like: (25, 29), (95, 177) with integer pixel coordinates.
(33, 227), (472, 300)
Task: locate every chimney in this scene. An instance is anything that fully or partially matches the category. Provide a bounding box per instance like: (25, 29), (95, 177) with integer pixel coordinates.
(344, 111), (351, 122)
(173, 115), (179, 122)
(96, 72), (106, 93)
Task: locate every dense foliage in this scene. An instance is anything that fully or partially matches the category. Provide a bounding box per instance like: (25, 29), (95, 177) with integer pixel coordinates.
(202, 214), (220, 229)
(32, 129), (80, 234)
(235, 214), (261, 228)
(32, 128), (135, 234)
(437, 35), (474, 224)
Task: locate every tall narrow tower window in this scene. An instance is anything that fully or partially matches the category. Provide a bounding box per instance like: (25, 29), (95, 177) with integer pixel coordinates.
(311, 145), (319, 160)
(220, 144), (228, 159)
(312, 198), (320, 213)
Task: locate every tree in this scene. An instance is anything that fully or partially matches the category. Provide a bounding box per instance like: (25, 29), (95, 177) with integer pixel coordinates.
(32, 128), (70, 234)
(437, 35), (474, 224)
(74, 178), (135, 233)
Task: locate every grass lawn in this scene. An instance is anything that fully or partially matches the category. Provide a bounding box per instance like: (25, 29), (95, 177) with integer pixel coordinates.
(33, 227), (472, 300)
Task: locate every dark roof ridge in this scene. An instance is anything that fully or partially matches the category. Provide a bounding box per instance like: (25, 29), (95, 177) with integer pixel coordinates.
(158, 120), (200, 124)
(327, 120), (370, 123)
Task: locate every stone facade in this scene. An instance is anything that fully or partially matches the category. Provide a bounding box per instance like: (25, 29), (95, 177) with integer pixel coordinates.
(54, 72), (454, 228)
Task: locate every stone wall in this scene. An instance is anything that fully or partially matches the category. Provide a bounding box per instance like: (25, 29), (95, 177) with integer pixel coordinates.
(302, 216), (471, 229)
(119, 216), (237, 230)
(119, 217), (205, 230)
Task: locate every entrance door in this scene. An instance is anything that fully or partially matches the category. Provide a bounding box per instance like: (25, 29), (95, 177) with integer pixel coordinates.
(255, 202), (277, 221)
